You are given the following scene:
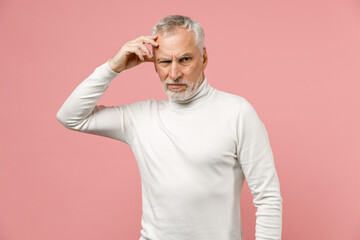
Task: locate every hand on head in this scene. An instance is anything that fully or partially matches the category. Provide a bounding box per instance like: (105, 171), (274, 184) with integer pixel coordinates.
(109, 35), (159, 73)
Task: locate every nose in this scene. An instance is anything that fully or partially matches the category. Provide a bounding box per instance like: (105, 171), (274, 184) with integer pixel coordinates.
(169, 61), (182, 80)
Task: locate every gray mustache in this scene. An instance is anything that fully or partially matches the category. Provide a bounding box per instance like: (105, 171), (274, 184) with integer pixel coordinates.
(166, 78), (186, 84)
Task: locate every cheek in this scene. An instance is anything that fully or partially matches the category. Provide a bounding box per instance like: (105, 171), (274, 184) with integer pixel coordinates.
(156, 68), (169, 81)
(155, 66), (165, 75)
(186, 64), (202, 78)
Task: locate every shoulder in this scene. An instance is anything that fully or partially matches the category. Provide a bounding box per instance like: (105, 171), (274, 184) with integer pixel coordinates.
(212, 88), (250, 110)
(210, 89), (262, 123)
(121, 98), (161, 114)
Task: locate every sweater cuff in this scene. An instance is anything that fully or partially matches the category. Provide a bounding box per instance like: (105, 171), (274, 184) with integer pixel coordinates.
(94, 59), (121, 81)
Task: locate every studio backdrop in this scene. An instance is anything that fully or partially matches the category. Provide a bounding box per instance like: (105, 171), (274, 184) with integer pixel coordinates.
(0, 0), (359, 240)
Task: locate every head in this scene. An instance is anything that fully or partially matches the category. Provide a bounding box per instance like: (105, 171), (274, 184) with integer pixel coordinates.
(151, 15), (208, 101)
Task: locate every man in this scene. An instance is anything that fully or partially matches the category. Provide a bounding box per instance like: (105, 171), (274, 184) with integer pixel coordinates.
(57, 15), (283, 240)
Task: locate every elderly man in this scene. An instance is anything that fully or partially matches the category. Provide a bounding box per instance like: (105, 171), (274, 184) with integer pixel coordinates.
(57, 15), (283, 240)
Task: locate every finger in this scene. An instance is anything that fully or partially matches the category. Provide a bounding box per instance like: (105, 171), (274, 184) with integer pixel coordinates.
(137, 44), (152, 58)
(126, 44), (150, 60)
(134, 49), (144, 61)
(139, 36), (159, 47)
(142, 35), (158, 39)
(143, 54), (155, 62)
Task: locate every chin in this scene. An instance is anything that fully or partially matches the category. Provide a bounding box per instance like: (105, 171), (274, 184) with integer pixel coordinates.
(166, 88), (194, 101)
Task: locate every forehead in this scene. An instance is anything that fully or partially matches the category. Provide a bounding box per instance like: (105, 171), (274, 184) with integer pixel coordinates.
(154, 28), (198, 57)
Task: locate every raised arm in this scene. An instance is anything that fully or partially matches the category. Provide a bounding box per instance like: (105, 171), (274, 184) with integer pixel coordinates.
(236, 100), (283, 240)
(56, 35), (159, 144)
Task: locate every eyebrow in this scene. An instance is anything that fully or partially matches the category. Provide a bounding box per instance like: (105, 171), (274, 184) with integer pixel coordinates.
(156, 52), (193, 62)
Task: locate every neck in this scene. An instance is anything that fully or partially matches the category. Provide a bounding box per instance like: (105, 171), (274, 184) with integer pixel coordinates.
(166, 76), (214, 109)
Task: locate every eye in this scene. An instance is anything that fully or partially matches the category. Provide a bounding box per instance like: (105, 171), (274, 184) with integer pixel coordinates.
(160, 60), (171, 64)
(180, 57), (191, 63)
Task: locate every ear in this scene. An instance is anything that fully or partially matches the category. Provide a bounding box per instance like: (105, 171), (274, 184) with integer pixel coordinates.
(202, 47), (208, 69)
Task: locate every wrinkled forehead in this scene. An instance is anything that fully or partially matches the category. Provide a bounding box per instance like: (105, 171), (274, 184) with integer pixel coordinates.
(152, 28), (198, 58)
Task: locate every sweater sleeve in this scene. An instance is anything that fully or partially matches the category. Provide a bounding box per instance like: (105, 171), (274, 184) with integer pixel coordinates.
(236, 100), (283, 240)
(56, 59), (135, 144)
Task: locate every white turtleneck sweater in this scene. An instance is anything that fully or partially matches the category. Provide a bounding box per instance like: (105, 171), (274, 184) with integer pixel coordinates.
(57, 60), (283, 240)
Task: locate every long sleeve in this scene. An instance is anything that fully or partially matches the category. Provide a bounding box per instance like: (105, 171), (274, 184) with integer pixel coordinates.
(236, 100), (283, 240)
(56, 59), (135, 144)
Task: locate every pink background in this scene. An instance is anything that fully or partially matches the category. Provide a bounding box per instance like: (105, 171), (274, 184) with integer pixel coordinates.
(1, 0), (359, 239)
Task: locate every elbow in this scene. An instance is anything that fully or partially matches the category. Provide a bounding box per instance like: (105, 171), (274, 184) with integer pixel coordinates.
(56, 108), (66, 126)
(253, 191), (283, 211)
(56, 108), (72, 129)
(56, 107), (86, 130)
(254, 195), (283, 219)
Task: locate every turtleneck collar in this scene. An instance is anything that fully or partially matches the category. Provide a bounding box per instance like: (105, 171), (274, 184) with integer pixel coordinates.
(165, 76), (214, 110)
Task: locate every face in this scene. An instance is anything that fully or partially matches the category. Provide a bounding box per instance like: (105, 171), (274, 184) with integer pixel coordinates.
(153, 27), (208, 101)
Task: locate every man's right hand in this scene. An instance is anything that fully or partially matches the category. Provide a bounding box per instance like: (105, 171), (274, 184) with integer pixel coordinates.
(108, 35), (159, 73)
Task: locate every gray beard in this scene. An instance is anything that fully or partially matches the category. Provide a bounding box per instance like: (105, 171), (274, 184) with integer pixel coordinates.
(162, 73), (203, 102)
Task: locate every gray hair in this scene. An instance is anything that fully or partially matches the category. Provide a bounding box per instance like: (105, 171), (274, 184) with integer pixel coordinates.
(151, 15), (205, 55)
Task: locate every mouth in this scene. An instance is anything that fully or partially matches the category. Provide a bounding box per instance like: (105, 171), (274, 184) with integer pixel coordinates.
(168, 84), (186, 90)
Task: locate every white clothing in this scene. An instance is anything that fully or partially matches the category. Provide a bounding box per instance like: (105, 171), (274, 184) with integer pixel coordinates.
(57, 60), (283, 240)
